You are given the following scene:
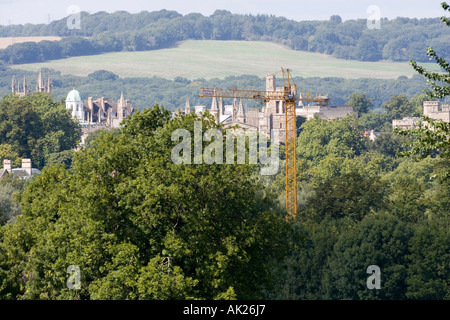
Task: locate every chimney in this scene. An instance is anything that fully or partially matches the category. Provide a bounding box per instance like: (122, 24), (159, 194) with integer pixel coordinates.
(22, 158), (32, 176)
(3, 159), (12, 172)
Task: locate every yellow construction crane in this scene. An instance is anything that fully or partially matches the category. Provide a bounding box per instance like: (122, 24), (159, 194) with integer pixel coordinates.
(199, 68), (329, 219)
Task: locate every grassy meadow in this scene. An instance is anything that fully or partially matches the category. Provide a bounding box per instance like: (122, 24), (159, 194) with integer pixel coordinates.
(10, 40), (439, 80)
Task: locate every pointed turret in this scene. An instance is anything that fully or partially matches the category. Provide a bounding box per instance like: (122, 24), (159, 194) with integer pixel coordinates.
(47, 76), (52, 94)
(11, 75), (16, 94)
(219, 97), (224, 116)
(185, 99), (190, 115)
(298, 93), (304, 107)
(37, 69), (44, 92)
(237, 99), (245, 123)
(210, 97), (219, 123)
(232, 97), (238, 121)
(23, 77), (28, 95)
(118, 91), (126, 120)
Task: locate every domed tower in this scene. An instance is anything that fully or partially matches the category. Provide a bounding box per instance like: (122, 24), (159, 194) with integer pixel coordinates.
(66, 89), (84, 122)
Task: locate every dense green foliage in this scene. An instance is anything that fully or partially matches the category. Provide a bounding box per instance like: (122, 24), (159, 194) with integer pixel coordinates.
(268, 114), (449, 300)
(398, 2), (450, 180)
(0, 106), (290, 299)
(0, 10), (449, 65)
(271, 4), (450, 299)
(0, 104), (448, 300)
(0, 93), (80, 169)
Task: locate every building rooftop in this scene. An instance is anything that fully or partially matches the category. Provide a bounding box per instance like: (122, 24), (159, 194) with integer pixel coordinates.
(66, 89), (82, 102)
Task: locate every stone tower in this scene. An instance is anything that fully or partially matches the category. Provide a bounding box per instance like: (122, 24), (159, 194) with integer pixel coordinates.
(11, 75), (16, 93)
(219, 97), (224, 116)
(237, 99), (245, 123)
(232, 97), (238, 121)
(210, 97), (219, 124)
(185, 99), (190, 114)
(118, 91), (126, 121)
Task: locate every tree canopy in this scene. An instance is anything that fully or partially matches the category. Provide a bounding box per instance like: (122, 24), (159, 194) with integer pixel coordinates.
(0, 10), (449, 65)
(0, 105), (290, 300)
(0, 93), (80, 169)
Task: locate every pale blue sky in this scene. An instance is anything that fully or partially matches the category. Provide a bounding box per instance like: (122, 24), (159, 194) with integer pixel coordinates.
(0, 0), (446, 26)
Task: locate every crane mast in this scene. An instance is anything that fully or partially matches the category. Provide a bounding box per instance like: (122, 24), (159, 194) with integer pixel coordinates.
(199, 68), (329, 219)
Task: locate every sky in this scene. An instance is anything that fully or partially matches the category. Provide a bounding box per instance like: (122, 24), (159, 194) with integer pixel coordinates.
(0, 0), (446, 26)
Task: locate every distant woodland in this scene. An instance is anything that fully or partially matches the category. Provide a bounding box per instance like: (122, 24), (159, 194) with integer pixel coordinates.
(0, 9), (449, 64)
(0, 67), (431, 113)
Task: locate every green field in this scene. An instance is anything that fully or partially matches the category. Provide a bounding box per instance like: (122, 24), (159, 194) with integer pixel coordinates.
(11, 40), (438, 80)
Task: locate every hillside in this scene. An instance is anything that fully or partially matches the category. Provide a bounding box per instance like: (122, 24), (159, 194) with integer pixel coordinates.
(10, 40), (439, 80)
(0, 9), (449, 66)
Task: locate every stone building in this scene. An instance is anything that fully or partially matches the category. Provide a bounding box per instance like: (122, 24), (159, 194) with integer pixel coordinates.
(185, 73), (355, 140)
(0, 159), (41, 180)
(65, 89), (134, 128)
(423, 101), (450, 122)
(392, 117), (421, 129)
(65, 89), (135, 145)
(392, 101), (450, 129)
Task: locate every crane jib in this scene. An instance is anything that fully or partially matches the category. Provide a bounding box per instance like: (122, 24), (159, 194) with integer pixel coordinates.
(197, 68), (331, 219)
(202, 90), (215, 96)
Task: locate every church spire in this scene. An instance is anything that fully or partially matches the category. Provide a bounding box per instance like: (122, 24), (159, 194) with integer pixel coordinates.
(185, 99), (190, 115)
(210, 97), (219, 124)
(47, 76), (52, 94)
(232, 97), (238, 121)
(219, 97), (224, 116)
(11, 75), (16, 93)
(118, 91), (126, 120)
(119, 91), (126, 107)
(37, 69), (44, 92)
(23, 77), (28, 95)
(237, 99), (245, 123)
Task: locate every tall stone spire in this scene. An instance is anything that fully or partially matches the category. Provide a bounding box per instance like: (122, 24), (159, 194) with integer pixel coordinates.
(210, 97), (219, 124)
(11, 75), (16, 93)
(119, 91), (126, 106)
(185, 99), (190, 114)
(232, 97), (238, 121)
(219, 97), (224, 116)
(298, 93), (304, 107)
(23, 77), (28, 95)
(237, 99), (245, 123)
(210, 97), (219, 120)
(118, 91), (126, 120)
(37, 69), (44, 92)
(47, 76), (52, 94)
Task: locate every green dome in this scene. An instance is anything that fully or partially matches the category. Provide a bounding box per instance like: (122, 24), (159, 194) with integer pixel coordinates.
(66, 89), (82, 102)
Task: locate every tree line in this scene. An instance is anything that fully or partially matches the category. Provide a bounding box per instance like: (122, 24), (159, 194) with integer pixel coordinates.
(0, 9), (449, 65)
(0, 66), (432, 115)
